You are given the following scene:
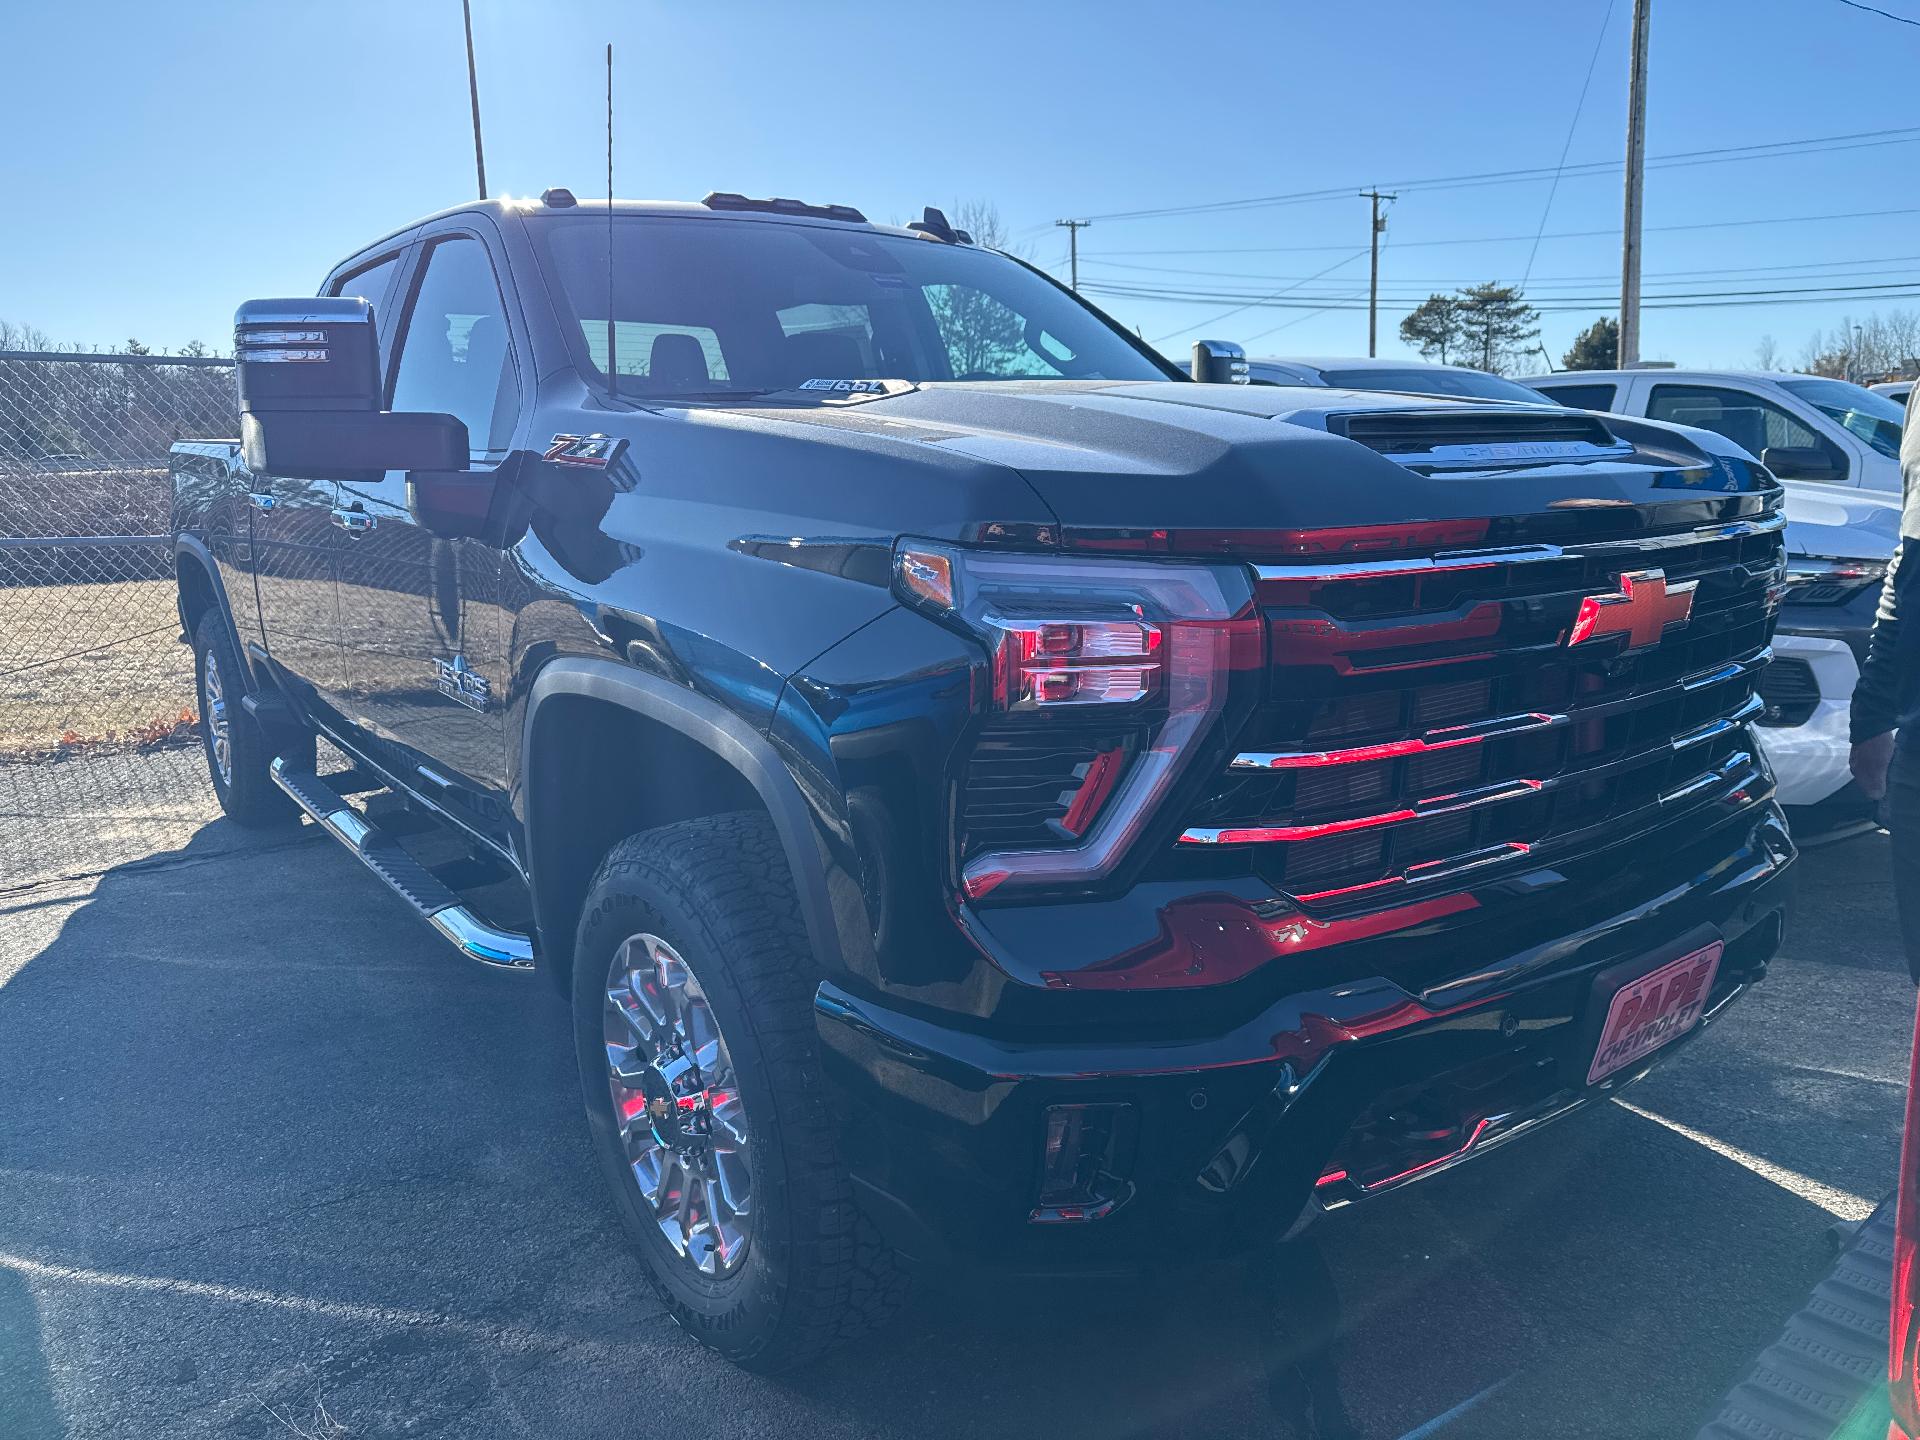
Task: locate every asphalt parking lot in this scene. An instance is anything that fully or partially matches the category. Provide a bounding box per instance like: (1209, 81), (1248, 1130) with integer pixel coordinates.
(0, 810), (1912, 1440)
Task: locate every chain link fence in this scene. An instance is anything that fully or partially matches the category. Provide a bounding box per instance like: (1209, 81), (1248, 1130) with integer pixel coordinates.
(1, 351), (238, 887)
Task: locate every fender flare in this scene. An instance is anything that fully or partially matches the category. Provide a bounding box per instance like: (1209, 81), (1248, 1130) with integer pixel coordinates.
(519, 656), (850, 978)
(173, 534), (259, 691)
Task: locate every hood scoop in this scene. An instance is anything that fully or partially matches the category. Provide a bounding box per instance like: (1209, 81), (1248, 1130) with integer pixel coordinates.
(1329, 408), (1631, 470)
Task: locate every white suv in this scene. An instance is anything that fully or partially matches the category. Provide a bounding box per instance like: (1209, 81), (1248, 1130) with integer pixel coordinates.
(1520, 369), (1903, 493)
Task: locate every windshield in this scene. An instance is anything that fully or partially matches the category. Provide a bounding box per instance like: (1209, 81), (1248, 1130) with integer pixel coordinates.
(1314, 366), (1548, 404)
(531, 215), (1178, 398)
(1779, 377), (1904, 457)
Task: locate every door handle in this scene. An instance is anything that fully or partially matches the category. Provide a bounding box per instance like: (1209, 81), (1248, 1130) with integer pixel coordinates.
(330, 507), (376, 536)
(249, 492), (277, 511)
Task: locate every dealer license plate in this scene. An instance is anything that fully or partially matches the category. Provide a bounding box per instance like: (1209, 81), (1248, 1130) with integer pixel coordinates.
(1586, 942), (1723, 1085)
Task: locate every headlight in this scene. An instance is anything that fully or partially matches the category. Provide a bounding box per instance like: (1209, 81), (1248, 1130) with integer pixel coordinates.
(895, 541), (1260, 899)
(1782, 556), (1887, 605)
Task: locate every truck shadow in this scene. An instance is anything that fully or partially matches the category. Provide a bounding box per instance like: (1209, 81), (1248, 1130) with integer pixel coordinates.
(0, 1266), (63, 1440)
(0, 819), (1891, 1440)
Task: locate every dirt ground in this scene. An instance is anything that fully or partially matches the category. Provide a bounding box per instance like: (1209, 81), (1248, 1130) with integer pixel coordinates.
(0, 578), (194, 753)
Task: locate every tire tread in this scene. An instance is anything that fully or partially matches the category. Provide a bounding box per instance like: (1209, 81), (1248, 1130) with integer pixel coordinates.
(578, 812), (906, 1369)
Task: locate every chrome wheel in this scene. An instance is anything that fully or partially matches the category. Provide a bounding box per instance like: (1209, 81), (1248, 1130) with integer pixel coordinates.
(604, 933), (751, 1277)
(201, 646), (232, 785)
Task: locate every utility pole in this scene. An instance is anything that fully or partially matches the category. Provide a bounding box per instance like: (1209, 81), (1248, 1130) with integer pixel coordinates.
(1361, 189), (1397, 357)
(1618, 0), (1651, 367)
(1056, 219), (1091, 292)
(461, 0), (488, 200)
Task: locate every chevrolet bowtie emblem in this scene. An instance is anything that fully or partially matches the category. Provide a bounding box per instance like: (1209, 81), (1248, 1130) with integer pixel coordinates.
(1566, 568), (1697, 649)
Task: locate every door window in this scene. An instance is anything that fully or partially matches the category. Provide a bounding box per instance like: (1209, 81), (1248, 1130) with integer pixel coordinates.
(1646, 383), (1845, 477)
(388, 237), (519, 459)
(327, 253), (403, 337)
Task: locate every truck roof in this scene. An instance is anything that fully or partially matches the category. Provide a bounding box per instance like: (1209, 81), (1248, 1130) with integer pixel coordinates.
(354, 195), (954, 258)
(1519, 368), (1825, 385)
(1256, 356), (1497, 374)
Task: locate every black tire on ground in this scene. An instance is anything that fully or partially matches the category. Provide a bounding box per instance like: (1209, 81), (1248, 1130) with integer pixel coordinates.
(572, 812), (907, 1371)
(191, 610), (310, 827)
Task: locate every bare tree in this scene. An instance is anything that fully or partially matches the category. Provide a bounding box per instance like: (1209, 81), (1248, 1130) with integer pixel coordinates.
(1753, 334), (1779, 371)
(1797, 330), (1846, 377)
(0, 319), (58, 352)
(1881, 309), (1920, 372)
(952, 200), (1017, 256)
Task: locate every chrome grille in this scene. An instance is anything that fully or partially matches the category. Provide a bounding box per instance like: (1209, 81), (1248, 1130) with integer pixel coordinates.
(1181, 517), (1783, 908)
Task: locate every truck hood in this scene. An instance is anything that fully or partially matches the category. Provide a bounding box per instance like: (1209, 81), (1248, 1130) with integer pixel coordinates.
(723, 380), (1780, 541)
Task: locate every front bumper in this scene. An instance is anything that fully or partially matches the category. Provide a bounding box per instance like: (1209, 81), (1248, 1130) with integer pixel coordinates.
(815, 804), (1794, 1273)
(1754, 633), (1861, 808)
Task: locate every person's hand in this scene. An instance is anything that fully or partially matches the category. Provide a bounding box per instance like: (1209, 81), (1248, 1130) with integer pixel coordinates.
(1852, 730), (1897, 800)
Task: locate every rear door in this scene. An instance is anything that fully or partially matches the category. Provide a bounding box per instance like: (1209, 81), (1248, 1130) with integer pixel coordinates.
(331, 227), (521, 839)
(249, 249), (407, 712)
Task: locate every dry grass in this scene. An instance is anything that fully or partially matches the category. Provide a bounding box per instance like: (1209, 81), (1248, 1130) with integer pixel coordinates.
(0, 577), (196, 755)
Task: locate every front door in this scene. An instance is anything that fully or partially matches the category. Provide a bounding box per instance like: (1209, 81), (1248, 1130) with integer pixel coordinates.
(249, 249), (409, 719)
(332, 231), (519, 843)
(1641, 380), (1858, 488)
(247, 466), (344, 713)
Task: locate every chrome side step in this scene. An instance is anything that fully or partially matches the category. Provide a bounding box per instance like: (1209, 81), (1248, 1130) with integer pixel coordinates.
(269, 758), (536, 971)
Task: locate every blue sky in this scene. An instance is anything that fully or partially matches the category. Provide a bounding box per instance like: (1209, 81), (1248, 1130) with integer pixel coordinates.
(4, 0), (1918, 369)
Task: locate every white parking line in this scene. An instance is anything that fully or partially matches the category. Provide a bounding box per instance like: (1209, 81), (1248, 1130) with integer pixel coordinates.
(1393, 1373), (1514, 1439)
(0, 1248), (639, 1357)
(1613, 1099), (1876, 1219)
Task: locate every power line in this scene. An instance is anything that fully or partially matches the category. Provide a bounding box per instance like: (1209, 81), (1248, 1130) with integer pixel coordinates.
(1830, 0), (1920, 26)
(1098, 288), (1920, 317)
(1074, 251), (1920, 286)
(1076, 125), (1920, 223)
(1145, 250), (1369, 345)
(1082, 205), (1920, 258)
(1244, 287), (1375, 345)
(1522, 0), (1616, 287)
(1091, 278), (1920, 307)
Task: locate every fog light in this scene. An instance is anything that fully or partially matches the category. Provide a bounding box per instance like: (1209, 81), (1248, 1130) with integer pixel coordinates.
(1031, 1102), (1135, 1223)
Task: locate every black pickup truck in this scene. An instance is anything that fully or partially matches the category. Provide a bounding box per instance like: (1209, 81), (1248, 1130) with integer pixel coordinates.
(172, 190), (1796, 1369)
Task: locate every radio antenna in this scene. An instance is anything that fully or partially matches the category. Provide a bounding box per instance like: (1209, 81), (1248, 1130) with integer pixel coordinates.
(461, 0), (487, 199)
(605, 42), (617, 395)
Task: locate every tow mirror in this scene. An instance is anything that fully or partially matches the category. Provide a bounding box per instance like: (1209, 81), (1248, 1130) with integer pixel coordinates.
(234, 298), (468, 479)
(1760, 445), (1844, 483)
(1191, 339), (1249, 385)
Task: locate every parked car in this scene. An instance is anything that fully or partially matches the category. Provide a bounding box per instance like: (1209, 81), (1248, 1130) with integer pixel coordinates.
(1750, 490), (1898, 819)
(173, 190), (1795, 1371)
(1872, 379), (1913, 408)
(1521, 369), (1904, 493)
(1242, 354), (1549, 403)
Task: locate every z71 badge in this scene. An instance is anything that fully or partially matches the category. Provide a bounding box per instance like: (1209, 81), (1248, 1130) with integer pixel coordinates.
(544, 433), (626, 467)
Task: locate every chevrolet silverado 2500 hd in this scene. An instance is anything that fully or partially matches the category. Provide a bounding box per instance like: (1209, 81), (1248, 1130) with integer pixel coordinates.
(172, 191), (1795, 1370)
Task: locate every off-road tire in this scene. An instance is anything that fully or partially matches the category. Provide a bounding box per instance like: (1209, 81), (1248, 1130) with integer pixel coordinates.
(572, 811), (907, 1371)
(191, 610), (309, 827)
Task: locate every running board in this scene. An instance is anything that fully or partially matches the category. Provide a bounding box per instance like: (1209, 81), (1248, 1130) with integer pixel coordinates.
(269, 758), (536, 972)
